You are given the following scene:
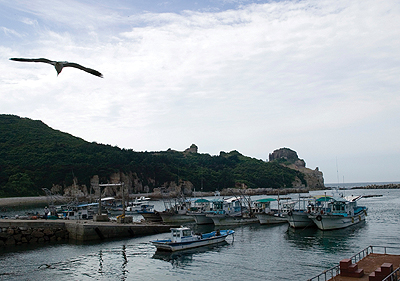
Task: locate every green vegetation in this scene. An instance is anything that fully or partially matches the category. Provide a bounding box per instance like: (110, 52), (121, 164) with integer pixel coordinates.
(0, 114), (306, 197)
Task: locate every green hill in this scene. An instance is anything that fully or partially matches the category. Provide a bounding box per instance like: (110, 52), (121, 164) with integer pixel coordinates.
(0, 114), (307, 197)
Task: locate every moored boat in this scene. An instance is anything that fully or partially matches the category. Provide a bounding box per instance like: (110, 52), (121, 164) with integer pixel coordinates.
(253, 198), (288, 225)
(208, 214), (259, 226)
(57, 202), (97, 220)
(284, 196), (315, 228)
(159, 195), (195, 224)
(207, 196), (258, 226)
(140, 210), (163, 222)
(308, 195), (367, 230)
(159, 211), (195, 224)
(189, 198), (224, 225)
(191, 212), (214, 225)
(286, 209), (314, 228)
(150, 226), (235, 252)
(126, 201), (154, 213)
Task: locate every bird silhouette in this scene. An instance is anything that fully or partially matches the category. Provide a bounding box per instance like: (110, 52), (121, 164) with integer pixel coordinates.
(9, 58), (103, 78)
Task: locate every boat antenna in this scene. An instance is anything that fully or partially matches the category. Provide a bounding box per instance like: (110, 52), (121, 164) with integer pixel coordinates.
(336, 157), (340, 188)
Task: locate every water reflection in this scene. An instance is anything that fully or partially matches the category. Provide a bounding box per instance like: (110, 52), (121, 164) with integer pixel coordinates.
(121, 245), (128, 280)
(285, 221), (367, 253)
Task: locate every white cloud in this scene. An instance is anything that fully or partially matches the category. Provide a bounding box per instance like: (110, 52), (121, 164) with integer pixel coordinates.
(1, 26), (23, 37)
(1, 0), (400, 183)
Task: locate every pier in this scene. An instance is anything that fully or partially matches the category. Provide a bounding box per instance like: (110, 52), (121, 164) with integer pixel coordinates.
(0, 219), (171, 246)
(308, 246), (400, 281)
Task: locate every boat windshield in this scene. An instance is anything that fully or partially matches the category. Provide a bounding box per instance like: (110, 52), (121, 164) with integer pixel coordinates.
(332, 203), (346, 212)
(182, 230), (191, 237)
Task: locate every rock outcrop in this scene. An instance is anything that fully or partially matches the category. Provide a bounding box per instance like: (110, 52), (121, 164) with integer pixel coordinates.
(184, 144), (198, 154)
(269, 148), (324, 190)
(51, 146), (325, 198)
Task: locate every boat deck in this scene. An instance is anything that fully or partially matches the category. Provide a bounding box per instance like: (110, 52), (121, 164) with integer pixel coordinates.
(327, 253), (400, 281)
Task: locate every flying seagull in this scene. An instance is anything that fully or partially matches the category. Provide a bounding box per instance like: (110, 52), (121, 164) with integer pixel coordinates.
(9, 58), (103, 78)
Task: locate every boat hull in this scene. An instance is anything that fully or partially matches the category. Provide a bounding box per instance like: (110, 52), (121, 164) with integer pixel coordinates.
(151, 230), (234, 252)
(286, 211), (314, 228)
(140, 212), (162, 222)
(255, 213), (287, 225)
(160, 212), (195, 224)
(208, 214), (259, 226)
(309, 211), (367, 230)
(191, 213), (214, 225)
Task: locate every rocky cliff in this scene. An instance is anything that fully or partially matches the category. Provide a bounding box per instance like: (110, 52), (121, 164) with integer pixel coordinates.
(51, 146), (325, 198)
(269, 148), (324, 190)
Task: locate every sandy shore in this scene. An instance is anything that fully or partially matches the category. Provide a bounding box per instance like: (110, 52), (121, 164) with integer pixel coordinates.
(0, 196), (49, 207)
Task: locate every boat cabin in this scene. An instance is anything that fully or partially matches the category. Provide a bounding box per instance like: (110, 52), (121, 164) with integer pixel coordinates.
(253, 198), (277, 213)
(222, 197), (242, 215)
(309, 195), (363, 217)
(281, 201), (296, 213)
(170, 227), (196, 243)
(330, 196), (361, 217)
(308, 195), (334, 214)
(189, 198), (212, 212)
(60, 204), (95, 220)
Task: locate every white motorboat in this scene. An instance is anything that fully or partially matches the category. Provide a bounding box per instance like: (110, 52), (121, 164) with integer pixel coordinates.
(150, 226), (234, 252)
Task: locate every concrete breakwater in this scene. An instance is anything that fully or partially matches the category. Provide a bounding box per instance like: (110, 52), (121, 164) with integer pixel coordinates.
(0, 219), (171, 247)
(352, 183), (400, 189)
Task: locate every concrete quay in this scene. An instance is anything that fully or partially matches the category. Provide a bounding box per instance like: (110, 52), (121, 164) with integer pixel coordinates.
(0, 219), (171, 245)
(64, 220), (171, 241)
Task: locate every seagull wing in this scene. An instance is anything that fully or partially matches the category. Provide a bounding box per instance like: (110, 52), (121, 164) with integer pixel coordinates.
(10, 58), (56, 65)
(63, 62), (103, 78)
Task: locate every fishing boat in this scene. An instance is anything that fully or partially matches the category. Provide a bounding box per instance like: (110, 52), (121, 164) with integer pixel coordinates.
(209, 213), (259, 226)
(191, 212), (214, 225)
(206, 196), (258, 226)
(139, 206), (163, 222)
(150, 226), (235, 252)
(159, 195), (195, 224)
(308, 195), (367, 230)
(57, 202), (97, 220)
(189, 198), (223, 225)
(125, 198), (154, 213)
(284, 196), (315, 228)
(253, 198), (288, 225)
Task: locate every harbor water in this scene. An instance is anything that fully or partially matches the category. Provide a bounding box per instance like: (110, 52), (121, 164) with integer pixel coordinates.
(1, 187), (399, 280)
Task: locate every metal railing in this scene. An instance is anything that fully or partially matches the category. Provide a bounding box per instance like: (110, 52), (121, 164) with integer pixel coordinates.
(307, 245), (400, 281)
(383, 267), (400, 281)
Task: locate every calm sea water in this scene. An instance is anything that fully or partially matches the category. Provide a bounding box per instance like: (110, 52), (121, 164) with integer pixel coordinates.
(1, 187), (399, 281)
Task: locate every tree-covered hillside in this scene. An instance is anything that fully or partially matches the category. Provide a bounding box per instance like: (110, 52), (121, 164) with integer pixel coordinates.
(0, 114), (306, 197)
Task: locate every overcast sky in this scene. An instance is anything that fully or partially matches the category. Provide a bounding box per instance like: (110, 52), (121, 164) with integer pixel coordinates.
(1, 0), (399, 184)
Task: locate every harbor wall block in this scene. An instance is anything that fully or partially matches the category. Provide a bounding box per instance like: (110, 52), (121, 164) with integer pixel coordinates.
(0, 220), (69, 246)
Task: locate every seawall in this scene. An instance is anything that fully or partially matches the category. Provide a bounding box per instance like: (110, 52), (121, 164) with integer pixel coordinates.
(0, 219), (171, 247)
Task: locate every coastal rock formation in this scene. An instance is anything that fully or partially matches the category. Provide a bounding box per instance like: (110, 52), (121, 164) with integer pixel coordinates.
(58, 172), (195, 199)
(48, 146), (324, 198)
(269, 147), (303, 164)
(184, 144), (198, 154)
(153, 180), (194, 197)
(269, 148), (324, 190)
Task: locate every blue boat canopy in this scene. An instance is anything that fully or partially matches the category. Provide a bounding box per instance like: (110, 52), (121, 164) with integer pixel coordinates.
(255, 198), (277, 203)
(315, 196), (334, 202)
